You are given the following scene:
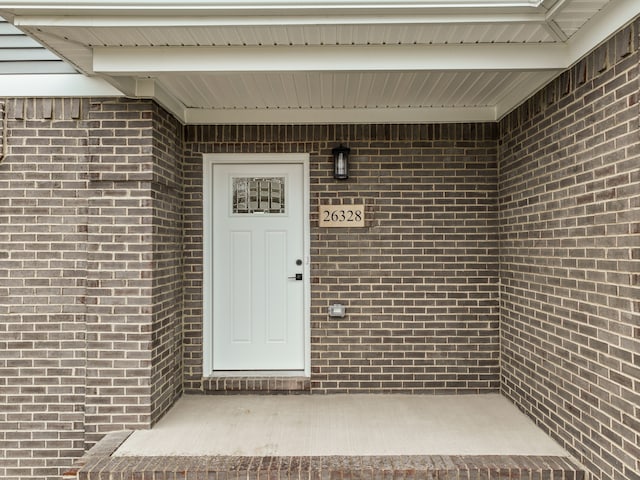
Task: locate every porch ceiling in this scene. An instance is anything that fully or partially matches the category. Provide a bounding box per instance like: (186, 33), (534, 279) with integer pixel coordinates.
(1, 0), (638, 124)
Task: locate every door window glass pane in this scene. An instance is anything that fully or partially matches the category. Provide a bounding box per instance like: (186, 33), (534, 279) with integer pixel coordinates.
(232, 177), (285, 214)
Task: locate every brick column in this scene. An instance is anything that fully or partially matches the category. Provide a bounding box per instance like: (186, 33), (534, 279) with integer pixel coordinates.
(83, 99), (184, 443)
(84, 99), (156, 444)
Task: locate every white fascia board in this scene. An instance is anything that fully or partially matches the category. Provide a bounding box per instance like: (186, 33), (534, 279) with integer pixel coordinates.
(566, 0), (640, 64)
(184, 105), (496, 124)
(0, 73), (122, 96)
(13, 12), (547, 27)
(94, 44), (569, 74)
(0, 1), (544, 12)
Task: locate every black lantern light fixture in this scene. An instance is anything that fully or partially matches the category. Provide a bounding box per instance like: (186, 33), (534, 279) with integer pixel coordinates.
(332, 144), (350, 180)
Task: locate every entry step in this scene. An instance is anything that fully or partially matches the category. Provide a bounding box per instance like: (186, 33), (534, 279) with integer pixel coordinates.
(65, 432), (588, 480)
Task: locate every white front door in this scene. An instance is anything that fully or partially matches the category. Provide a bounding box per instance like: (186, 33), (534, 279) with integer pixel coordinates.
(211, 161), (306, 371)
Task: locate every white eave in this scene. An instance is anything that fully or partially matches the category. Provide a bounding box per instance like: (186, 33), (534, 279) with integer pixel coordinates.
(1, 0), (638, 124)
(0, 17), (123, 95)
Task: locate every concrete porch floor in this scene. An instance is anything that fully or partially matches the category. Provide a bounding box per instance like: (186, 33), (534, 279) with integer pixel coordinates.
(114, 394), (568, 457)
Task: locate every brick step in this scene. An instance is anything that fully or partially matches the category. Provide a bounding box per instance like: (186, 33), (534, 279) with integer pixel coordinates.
(64, 432), (588, 480)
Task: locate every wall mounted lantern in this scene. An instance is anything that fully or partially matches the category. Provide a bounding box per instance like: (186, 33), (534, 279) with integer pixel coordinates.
(332, 145), (350, 180)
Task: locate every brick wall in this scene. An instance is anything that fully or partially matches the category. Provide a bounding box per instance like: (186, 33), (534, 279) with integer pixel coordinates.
(0, 99), (88, 480)
(0, 98), (183, 479)
(183, 123), (501, 393)
(0, 17), (637, 480)
(149, 105), (184, 424)
(498, 19), (640, 480)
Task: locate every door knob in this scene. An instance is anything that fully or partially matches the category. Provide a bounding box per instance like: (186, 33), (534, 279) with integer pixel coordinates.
(288, 273), (303, 281)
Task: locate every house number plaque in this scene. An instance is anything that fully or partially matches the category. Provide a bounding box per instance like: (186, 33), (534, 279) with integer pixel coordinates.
(319, 203), (365, 227)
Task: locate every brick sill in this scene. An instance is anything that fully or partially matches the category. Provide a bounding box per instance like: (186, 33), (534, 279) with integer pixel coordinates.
(202, 374), (310, 394)
(211, 370), (307, 377)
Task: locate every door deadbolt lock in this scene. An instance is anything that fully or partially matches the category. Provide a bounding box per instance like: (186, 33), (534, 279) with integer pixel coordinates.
(288, 273), (303, 281)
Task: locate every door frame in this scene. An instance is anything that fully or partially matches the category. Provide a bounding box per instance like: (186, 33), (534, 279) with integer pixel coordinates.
(202, 153), (311, 377)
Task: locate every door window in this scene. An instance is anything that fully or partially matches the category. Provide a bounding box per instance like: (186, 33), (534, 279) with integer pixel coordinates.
(232, 177), (286, 214)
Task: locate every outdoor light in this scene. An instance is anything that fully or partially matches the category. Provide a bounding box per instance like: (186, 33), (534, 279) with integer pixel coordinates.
(332, 145), (350, 180)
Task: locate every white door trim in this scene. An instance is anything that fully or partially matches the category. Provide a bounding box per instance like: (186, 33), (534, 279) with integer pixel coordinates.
(202, 153), (311, 377)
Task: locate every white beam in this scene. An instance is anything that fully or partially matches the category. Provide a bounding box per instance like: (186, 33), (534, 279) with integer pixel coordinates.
(0, 73), (122, 96)
(105, 76), (187, 122)
(100, 75), (138, 97)
(495, 0), (640, 119)
(542, 19), (568, 42)
(0, 0), (544, 14)
(184, 105), (497, 124)
(566, 0), (640, 64)
(543, 0), (568, 21)
(13, 12), (547, 27)
(94, 44), (569, 74)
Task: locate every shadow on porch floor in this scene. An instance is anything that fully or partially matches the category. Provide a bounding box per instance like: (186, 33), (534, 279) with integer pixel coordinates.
(65, 394), (588, 479)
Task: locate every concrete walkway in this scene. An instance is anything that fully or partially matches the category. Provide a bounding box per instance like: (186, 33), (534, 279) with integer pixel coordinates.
(115, 394), (568, 457)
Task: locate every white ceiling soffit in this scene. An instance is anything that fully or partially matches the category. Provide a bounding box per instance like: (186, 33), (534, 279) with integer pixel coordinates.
(1, 0), (639, 124)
